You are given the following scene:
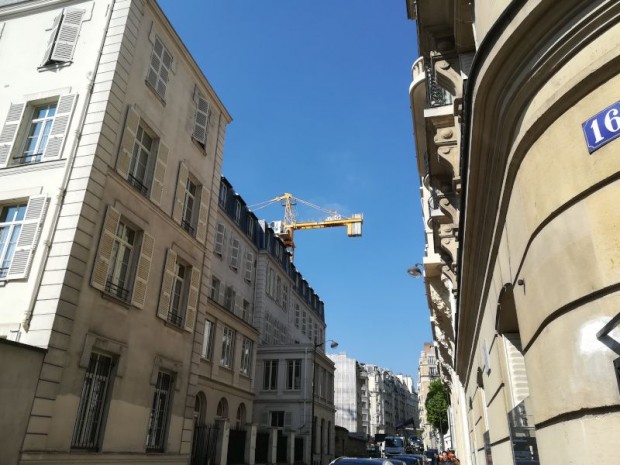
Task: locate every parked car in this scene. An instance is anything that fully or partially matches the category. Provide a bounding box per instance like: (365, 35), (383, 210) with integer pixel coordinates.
(389, 454), (426, 465)
(423, 449), (439, 465)
(329, 457), (407, 465)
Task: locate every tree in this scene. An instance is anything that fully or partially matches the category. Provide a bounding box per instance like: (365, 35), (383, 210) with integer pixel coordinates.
(425, 380), (449, 435)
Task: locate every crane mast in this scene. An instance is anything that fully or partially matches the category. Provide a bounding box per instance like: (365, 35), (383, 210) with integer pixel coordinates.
(250, 193), (363, 260)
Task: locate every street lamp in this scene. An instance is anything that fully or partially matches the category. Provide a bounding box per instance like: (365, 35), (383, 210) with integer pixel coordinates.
(407, 263), (423, 278)
(311, 339), (338, 465)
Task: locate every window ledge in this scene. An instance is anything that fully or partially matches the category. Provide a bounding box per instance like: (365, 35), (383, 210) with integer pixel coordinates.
(100, 290), (132, 309)
(0, 159), (65, 176)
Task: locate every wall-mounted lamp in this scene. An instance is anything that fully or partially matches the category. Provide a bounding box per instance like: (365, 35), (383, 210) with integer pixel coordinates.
(407, 263), (423, 278)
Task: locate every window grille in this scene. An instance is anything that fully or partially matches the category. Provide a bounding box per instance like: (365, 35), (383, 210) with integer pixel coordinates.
(202, 320), (215, 360)
(221, 326), (235, 368)
(71, 353), (114, 449)
(240, 338), (253, 376)
(146, 371), (173, 451)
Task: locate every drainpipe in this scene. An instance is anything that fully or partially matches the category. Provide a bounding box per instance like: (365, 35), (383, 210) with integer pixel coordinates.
(23, 0), (117, 332)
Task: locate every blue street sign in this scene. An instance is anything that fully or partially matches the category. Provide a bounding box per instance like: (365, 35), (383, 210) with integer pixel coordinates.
(582, 100), (620, 154)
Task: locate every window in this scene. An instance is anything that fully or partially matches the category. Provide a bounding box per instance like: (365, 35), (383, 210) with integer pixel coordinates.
(427, 355), (436, 365)
(286, 359), (301, 390)
(214, 223), (225, 256)
(146, 37), (172, 99)
(223, 286), (235, 312)
(202, 320), (215, 360)
(0, 95), (77, 168)
(301, 311), (306, 335)
(167, 262), (188, 327)
(219, 183), (227, 207)
(146, 371), (173, 452)
(308, 318), (313, 341)
(157, 249), (199, 332)
(234, 200), (241, 224)
(263, 360), (278, 390)
(240, 338), (253, 376)
(270, 411), (284, 428)
(294, 305), (300, 329)
(242, 299), (252, 323)
(192, 93), (210, 145)
(92, 207), (153, 308)
(41, 8), (85, 66)
(181, 178), (197, 235)
(244, 251), (254, 283)
(216, 398), (229, 418)
(105, 220), (136, 301)
(128, 124), (155, 195)
(0, 203), (26, 279)
(116, 107), (168, 206)
(247, 216), (254, 240)
(17, 103), (56, 165)
(210, 276), (221, 302)
(220, 326), (235, 368)
(282, 284), (288, 310)
(71, 353), (114, 449)
(172, 162), (208, 242)
(230, 238), (240, 270)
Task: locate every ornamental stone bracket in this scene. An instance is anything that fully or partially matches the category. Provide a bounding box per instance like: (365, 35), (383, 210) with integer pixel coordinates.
(440, 237), (458, 265)
(434, 136), (461, 193)
(438, 196), (459, 230)
(434, 57), (463, 111)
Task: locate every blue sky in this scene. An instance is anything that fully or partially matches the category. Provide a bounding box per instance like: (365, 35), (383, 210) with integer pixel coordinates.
(159, 1), (430, 380)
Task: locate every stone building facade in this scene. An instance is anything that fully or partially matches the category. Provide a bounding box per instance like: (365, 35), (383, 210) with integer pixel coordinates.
(407, 0), (620, 463)
(416, 342), (440, 449)
(0, 0), (234, 463)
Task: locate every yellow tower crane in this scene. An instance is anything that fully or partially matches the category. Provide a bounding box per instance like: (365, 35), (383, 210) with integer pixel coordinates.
(250, 193), (363, 260)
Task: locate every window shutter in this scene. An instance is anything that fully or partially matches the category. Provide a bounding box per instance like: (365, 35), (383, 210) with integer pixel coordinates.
(172, 162), (189, 223)
(214, 223), (225, 255)
(7, 195), (49, 280)
(42, 93), (78, 160)
(92, 206), (120, 291)
(117, 106), (140, 179)
(0, 103), (26, 167)
(150, 141), (168, 206)
(131, 232), (154, 309)
(41, 12), (62, 66)
(284, 412), (292, 427)
(504, 333), (530, 407)
(184, 266), (200, 333)
(157, 248), (177, 321)
(50, 9), (84, 63)
(230, 238), (240, 269)
(192, 95), (210, 145)
(244, 251), (254, 282)
(261, 411), (269, 426)
(195, 186), (209, 245)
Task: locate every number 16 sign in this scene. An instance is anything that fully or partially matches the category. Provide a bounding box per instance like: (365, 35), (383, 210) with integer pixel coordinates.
(582, 100), (620, 154)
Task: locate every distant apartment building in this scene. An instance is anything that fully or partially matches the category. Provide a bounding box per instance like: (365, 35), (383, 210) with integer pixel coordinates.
(0, 0), (233, 464)
(417, 342), (439, 449)
(251, 218), (336, 465)
(359, 364), (417, 437)
(329, 352), (363, 433)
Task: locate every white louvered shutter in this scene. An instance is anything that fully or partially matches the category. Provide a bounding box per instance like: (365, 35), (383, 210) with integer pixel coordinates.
(7, 196), (49, 280)
(214, 223), (225, 255)
(192, 95), (209, 145)
(157, 248), (177, 321)
(504, 333), (530, 407)
(195, 186), (209, 245)
(43, 93), (77, 160)
(172, 162), (189, 223)
(41, 13), (62, 66)
(0, 103), (26, 167)
(92, 206), (120, 291)
(50, 9), (84, 62)
(117, 106), (140, 179)
(244, 251), (254, 282)
(230, 238), (240, 270)
(150, 141), (168, 206)
(184, 266), (200, 332)
(131, 232), (154, 309)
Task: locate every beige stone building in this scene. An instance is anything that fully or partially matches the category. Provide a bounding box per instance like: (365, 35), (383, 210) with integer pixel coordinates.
(408, 0), (620, 464)
(0, 0), (236, 463)
(416, 342), (440, 449)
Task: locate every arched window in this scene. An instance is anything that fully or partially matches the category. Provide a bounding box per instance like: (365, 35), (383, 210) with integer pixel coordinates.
(236, 403), (246, 428)
(216, 398), (229, 419)
(194, 392), (206, 425)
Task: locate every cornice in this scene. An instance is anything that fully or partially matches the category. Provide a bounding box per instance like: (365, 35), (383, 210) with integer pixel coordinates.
(456, 0), (620, 380)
